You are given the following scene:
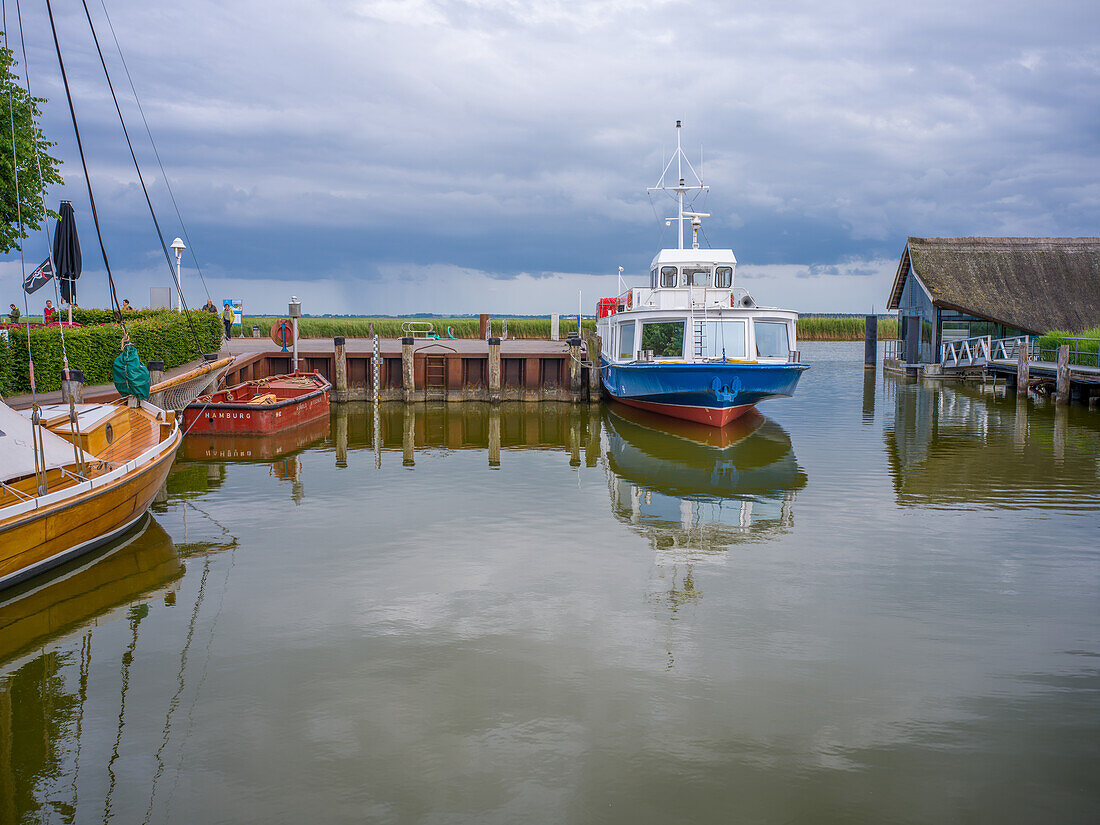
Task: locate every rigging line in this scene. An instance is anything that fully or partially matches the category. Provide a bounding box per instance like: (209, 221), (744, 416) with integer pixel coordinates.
(68, 630), (92, 819)
(77, 0), (202, 353)
(96, 0), (211, 303)
(14, 0), (68, 371)
(3, 6), (34, 406)
(44, 0), (126, 329)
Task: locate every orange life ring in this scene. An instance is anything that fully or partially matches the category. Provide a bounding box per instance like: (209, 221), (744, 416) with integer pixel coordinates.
(269, 319), (295, 347)
(626, 292), (633, 310)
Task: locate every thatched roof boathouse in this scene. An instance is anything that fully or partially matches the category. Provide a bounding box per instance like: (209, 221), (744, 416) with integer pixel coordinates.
(887, 237), (1100, 364)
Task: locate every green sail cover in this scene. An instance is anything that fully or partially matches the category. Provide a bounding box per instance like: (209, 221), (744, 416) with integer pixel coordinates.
(113, 343), (151, 399)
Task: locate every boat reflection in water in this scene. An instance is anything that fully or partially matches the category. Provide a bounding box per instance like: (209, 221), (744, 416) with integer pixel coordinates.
(175, 415), (332, 505)
(604, 404), (807, 555)
(0, 515), (182, 666)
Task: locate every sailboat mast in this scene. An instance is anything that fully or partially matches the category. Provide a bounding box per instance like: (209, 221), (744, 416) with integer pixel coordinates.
(677, 121), (684, 250)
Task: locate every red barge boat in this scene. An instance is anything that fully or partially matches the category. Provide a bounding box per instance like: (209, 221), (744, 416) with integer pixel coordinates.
(182, 372), (331, 435)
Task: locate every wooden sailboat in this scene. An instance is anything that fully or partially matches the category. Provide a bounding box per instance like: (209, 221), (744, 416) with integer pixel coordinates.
(0, 399), (181, 590)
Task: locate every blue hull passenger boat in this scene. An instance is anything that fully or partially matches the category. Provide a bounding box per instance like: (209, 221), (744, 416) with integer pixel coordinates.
(596, 122), (808, 427)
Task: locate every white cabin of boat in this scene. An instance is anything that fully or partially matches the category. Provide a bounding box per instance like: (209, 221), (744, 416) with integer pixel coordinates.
(596, 247), (799, 366)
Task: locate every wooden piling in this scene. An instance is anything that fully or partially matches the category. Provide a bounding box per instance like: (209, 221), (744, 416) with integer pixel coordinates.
(60, 369), (84, 405)
(479, 314), (489, 339)
(488, 337), (501, 403)
(147, 361), (165, 408)
(585, 333), (602, 403)
(569, 415), (581, 467)
(864, 315), (876, 367)
(1016, 343), (1029, 397)
(1055, 344), (1070, 405)
(568, 338), (582, 402)
(904, 319), (919, 365)
(402, 337), (415, 403)
(333, 336), (348, 402)
(585, 406), (600, 467)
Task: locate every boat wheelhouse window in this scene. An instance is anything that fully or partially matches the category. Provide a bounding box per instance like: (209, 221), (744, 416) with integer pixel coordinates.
(660, 266), (677, 287)
(755, 322), (790, 359)
(699, 320), (747, 359)
(618, 321), (636, 360)
(715, 266), (733, 288)
(651, 268), (658, 289)
(641, 321), (685, 358)
(682, 267), (710, 287)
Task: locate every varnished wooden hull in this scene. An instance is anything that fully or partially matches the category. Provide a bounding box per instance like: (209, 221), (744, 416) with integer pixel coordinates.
(0, 428), (181, 591)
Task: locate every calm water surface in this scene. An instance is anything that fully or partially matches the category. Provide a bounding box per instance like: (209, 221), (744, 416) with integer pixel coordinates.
(2, 342), (1098, 824)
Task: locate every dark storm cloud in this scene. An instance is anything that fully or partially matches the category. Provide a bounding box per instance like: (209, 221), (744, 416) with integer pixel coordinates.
(4, 0), (1098, 312)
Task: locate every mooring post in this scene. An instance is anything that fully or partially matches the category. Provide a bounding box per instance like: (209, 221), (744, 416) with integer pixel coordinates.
(586, 333), (602, 403)
(402, 337), (415, 403)
(333, 336), (348, 403)
(551, 313), (560, 341)
(488, 407), (501, 467)
(373, 334), (381, 404)
(864, 315), (877, 368)
(334, 404), (348, 468)
(1016, 341), (1030, 397)
(488, 336), (502, 403)
(60, 369), (84, 405)
(479, 314), (489, 339)
(1055, 344), (1070, 405)
(568, 337), (582, 402)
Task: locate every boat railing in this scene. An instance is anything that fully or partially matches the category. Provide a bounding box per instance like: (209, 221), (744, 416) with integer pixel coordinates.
(616, 286), (753, 312)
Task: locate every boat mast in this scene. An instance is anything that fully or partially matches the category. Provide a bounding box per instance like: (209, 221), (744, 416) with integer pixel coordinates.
(648, 120), (708, 251)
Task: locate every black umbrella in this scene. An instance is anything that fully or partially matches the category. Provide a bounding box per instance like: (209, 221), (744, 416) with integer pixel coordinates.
(52, 201), (82, 305)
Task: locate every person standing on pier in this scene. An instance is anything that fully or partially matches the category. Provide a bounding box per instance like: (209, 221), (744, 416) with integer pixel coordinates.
(222, 301), (234, 339)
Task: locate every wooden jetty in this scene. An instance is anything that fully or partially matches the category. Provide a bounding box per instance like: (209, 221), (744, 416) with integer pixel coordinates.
(219, 336), (601, 404)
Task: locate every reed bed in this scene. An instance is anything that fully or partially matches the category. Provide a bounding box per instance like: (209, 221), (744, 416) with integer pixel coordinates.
(242, 315), (898, 341)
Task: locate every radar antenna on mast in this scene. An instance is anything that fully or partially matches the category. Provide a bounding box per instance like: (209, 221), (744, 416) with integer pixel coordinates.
(647, 120), (708, 250)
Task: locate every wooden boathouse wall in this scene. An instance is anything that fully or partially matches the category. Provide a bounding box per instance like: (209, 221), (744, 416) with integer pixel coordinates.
(219, 336), (602, 404)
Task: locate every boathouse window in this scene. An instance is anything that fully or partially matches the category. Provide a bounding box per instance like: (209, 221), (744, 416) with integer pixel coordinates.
(641, 321), (685, 358)
(699, 320), (746, 359)
(715, 266), (732, 288)
(618, 321), (636, 360)
(660, 266), (677, 287)
(682, 267), (710, 287)
(755, 322), (790, 359)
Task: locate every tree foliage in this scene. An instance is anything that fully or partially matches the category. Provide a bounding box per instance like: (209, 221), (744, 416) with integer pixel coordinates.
(0, 35), (63, 255)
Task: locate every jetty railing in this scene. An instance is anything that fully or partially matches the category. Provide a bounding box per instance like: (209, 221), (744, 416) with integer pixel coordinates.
(941, 335), (992, 368)
(1032, 336), (1099, 368)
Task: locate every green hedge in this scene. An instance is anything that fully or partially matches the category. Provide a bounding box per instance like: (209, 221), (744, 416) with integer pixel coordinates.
(71, 307), (171, 325)
(0, 310), (220, 396)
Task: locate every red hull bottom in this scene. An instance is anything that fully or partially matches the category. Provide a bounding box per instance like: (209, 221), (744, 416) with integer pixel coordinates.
(615, 397), (755, 428)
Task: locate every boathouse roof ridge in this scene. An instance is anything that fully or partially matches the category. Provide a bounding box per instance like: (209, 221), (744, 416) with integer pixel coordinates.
(888, 236), (1100, 334)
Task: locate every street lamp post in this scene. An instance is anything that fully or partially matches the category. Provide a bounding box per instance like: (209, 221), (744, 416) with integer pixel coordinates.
(170, 237), (186, 311)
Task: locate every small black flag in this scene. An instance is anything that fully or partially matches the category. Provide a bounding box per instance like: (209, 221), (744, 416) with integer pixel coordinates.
(23, 258), (54, 294)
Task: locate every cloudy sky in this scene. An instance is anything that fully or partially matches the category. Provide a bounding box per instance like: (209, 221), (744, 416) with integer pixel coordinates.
(2, 0), (1098, 315)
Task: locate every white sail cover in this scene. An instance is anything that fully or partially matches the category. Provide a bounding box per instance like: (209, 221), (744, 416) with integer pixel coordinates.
(0, 400), (80, 484)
